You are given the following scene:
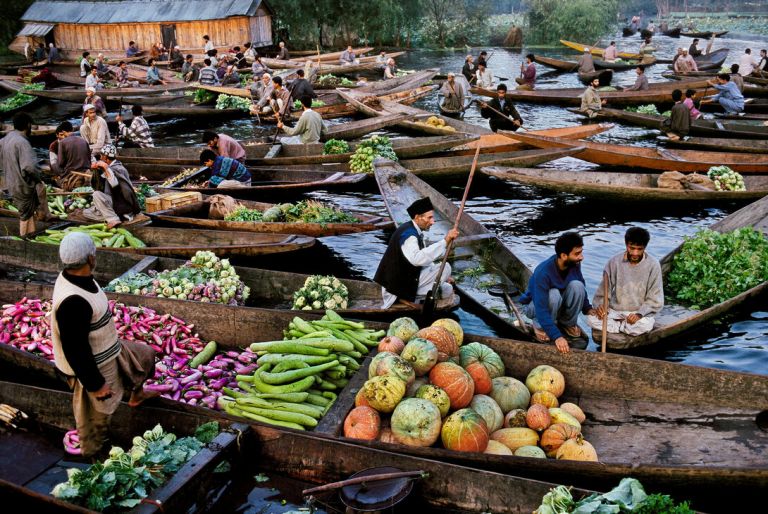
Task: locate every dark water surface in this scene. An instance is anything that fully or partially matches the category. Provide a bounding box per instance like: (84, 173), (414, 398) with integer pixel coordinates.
(22, 32), (767, 377)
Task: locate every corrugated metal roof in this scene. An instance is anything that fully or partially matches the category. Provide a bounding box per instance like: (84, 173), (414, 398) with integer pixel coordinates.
(18, 23), (55, 36)
(21, 0), (270, 24)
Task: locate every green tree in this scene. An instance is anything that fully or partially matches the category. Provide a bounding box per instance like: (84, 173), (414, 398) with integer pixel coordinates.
(525, 0), (620, 44)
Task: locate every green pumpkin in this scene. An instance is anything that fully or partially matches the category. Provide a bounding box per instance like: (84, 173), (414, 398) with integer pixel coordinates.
(401, 338), (439, 376)
(459, 342), (505, 378)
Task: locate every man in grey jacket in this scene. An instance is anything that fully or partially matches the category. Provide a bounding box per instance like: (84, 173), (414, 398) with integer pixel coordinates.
(0, 113), (51, 236)
(587, 227), (663, 336)
(82, 144), (140, 229)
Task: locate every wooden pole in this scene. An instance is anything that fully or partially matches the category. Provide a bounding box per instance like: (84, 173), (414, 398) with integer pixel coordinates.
(302, 470), (426, 496)
(601, 271), (609, 353)
(423, 145), (481, 316)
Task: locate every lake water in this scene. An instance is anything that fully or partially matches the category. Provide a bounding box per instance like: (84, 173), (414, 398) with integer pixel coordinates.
(19, 31), (767, 378)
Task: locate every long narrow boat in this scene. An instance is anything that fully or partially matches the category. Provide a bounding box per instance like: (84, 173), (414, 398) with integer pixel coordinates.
(689, 48), (729, 71)
(260, 46), (373, 68)
(374, 159), (531, 336)
(560, 39), (643, 59)
(0, 381), (247, 514)
(509, 131), (768, 173)
(531, 56), (613, 84)
(0, 281), (766, 510)
(680, 30), (728, 38)
(569, 106), (768, 138)
(660, 135), (768, 153)
(622, 26), (637, 37)
(0, 237), (455, 320)
(14, 221), (316, 259)
(662, 26), (682, 37)
(481, 166), (768, 202)
(0, 79), (189, 102)
(597, 194), (768, 349)
(148, 197), (392, 237)
(262, 51), (403, 71)
(0, 382), (594, 514)
(470, 79), (712, 107)
(147, 169), (368, 199)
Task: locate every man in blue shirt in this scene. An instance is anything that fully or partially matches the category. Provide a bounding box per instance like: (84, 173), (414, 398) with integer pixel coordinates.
(702, 74), (744, 114)
(520, 232), (596, 353)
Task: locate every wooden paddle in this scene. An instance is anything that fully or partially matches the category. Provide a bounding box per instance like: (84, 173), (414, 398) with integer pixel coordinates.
(601, 271), (609, 353)
(474, 99), (525, 130)
(422, 145), (481, 317)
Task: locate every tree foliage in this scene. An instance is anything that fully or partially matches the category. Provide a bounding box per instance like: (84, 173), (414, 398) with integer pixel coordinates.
(525, 0), (620, 44)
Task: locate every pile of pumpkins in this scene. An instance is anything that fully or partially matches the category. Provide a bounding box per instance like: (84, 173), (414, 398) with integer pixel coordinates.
(343, 317), (598, 462)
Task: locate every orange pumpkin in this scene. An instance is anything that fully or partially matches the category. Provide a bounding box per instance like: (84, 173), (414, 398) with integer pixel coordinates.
(355, 388), (372, 408)
(540, 422), (581, 457)
(428, 361), (474, 409)
(415, 326), (458, 362)
(525, 404), (551, 431)
(556, 434), (598, 462)
(343, 406), (381, 440)
(441, 408), (489, 452)
(465, 361), (492, 395)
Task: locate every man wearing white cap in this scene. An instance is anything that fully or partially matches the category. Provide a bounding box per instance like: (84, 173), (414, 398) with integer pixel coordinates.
(83, 87), (106, 117)
(83, 144), (140, 228)
(52, 232), (157, 458)
(80, 103), (111, 156)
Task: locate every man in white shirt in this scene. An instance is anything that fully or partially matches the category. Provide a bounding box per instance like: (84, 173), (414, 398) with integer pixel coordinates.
(375, 197), (458, 308)
(739, 48), (759, 76)
(475, 63), (494, 88)
(203, 35), (214, 53)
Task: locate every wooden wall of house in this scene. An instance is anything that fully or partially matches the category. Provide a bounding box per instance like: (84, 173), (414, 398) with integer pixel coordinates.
(50, 15), (272, 55)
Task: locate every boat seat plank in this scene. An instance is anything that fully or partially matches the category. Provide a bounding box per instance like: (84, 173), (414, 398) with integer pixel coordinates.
(657, 149), (686, 161)
(265, 144), (282, 159)
(0, 429), (64, 486)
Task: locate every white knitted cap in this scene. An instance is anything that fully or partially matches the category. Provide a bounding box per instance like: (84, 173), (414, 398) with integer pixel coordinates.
(59, 232), (96, 265)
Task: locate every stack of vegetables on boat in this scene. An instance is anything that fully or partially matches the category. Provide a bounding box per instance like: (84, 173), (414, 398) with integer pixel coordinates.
(53, 422), (221, 510)
(224, 200), (360, 224)
(218, 311), (383, 429)
(106, 251), (249, 305)
(32, 224), (146, 249)
(345, 317), (596, 461)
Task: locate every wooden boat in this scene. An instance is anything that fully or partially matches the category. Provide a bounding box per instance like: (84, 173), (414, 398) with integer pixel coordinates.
(145, 168), (368, 199)
(532, 55), (614, 84)
(622, 27), (637, 37)
(262, 51), (403, 71)
(20, 222), (316, 259)
(703, 98), (768, 115)
(660, 136), (768, 153)
(662, 26), (682, 37)
(685, 48), (729, 71)
(680, 30), (729, 38)
(508, 131), (768, 173)
(594, 56), (656, 70)
(640, 29), (654, 39)
(148, 197), (392, 237)
(470, 79), (713, 107)
(261, 47), (373, 68)
(560, 39), (643, 59)
(0, 381), (247, 514)
(568, 106), (768, 139)
(0, 237), (455, 319)
(481, 166), (768, 202)
(0, 123), (56, 137)
(0, 84), (38, 115)
(0, 79), (189, 103)
(374, 159), (531, 336)
(0, 382), (595, 514)
(0, 281), (766, 510)
(598, 195), (768, 349)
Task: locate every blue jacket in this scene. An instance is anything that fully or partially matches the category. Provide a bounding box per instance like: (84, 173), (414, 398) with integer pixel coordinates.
(520, 255), (592, 340)
(209, 156), (251, 187)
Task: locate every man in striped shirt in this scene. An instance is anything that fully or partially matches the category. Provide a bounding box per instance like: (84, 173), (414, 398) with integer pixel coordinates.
(116, 105), (154, 148)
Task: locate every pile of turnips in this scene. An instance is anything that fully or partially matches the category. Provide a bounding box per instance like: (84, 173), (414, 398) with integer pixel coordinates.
(344, 317), (597, 462)
(708, 166), (746, 192)
(105, 251), (250, 306)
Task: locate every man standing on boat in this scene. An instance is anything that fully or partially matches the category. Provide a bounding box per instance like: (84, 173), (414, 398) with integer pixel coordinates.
(520, 232), (596, 354)
(587, 227), (662, 337)
(579, 77), (606, 118)
(375, 197), (458, 309)
(440, 73), (465, 113)
(51, 231), (158, 459)
(0, 113), (52, 236)
(479, 84), (522, 132)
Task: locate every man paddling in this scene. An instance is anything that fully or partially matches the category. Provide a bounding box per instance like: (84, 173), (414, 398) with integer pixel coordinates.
(479, 84), (522, 132)
(520, 232), (597, 354)
(587, 227), (663, 338)
(52, 232), (158, 459)
(702, 74), (745, 114)
(375, 198), (458, 309)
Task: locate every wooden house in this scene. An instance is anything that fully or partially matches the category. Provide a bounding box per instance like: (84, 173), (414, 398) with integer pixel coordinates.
(11, 0), (274, 59)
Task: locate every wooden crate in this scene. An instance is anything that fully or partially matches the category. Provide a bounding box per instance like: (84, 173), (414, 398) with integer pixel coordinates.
(145, 191), (202, 213)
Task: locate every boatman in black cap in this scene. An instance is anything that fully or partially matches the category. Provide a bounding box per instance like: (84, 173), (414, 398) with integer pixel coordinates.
(375, 197), (459, 308)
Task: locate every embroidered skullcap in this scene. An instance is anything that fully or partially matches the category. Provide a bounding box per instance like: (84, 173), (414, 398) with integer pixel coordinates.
(100, 143), (117, 158)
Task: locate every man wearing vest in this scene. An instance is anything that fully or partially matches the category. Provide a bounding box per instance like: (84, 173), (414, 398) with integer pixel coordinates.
(52, 232), (158, 458)
(375, 197), (459, 308)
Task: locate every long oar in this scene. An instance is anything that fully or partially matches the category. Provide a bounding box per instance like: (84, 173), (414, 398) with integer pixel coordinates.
(473, 99), (526, 131)
(601, 271), (609, 353)
(422, 146), (481, 317)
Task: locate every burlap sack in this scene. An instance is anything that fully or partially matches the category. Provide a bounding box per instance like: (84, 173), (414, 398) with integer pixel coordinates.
(208, 195), (240, 219)
(657, 171), (686, 190)
(683, 173), (716, 191)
